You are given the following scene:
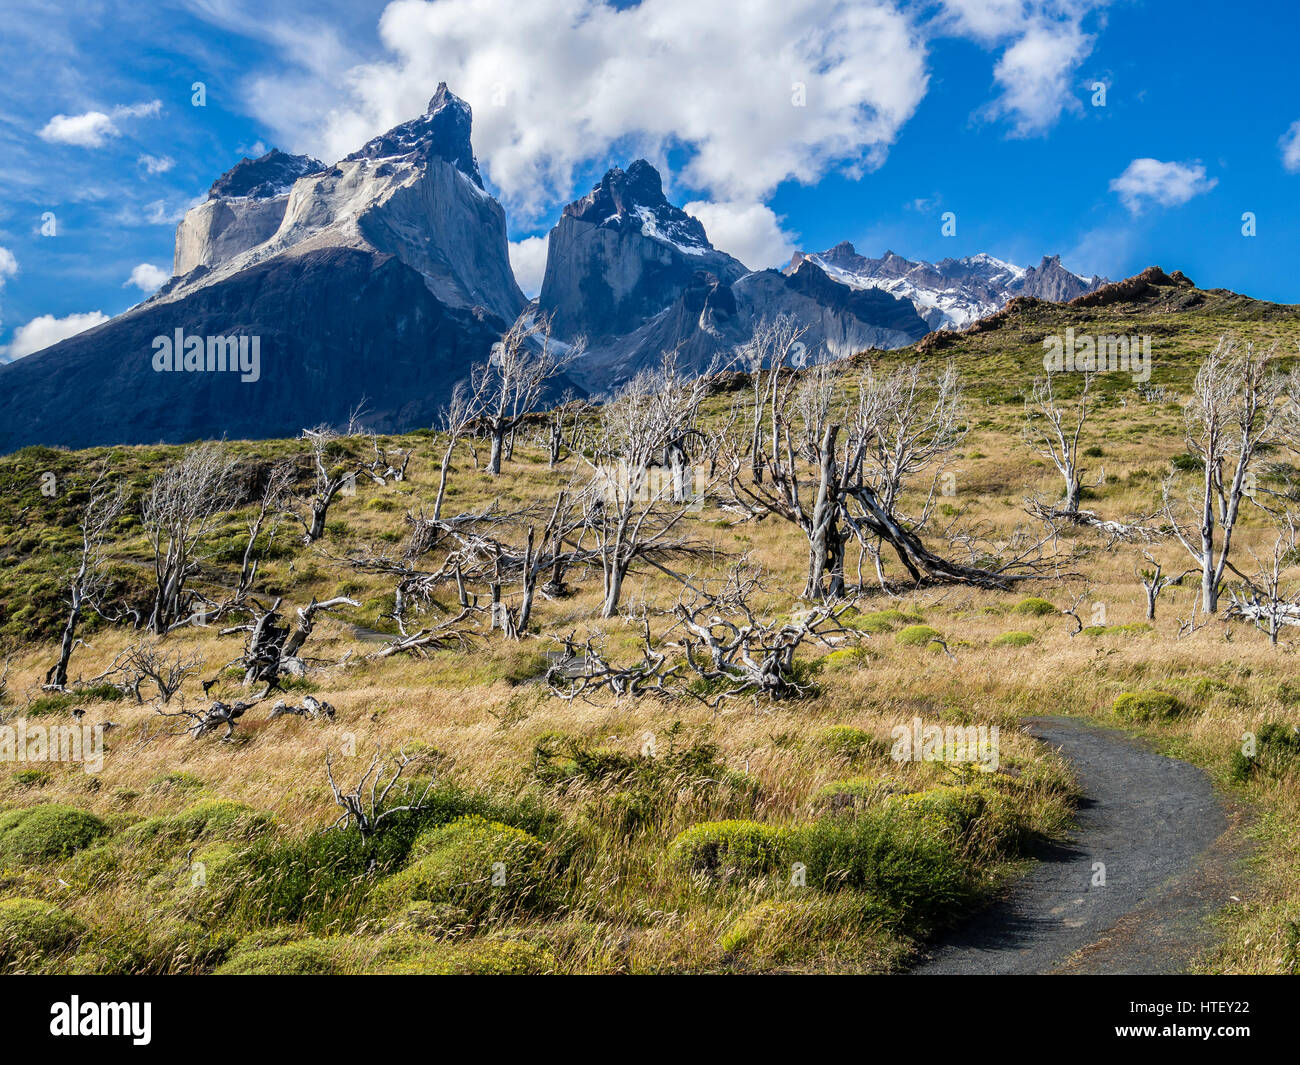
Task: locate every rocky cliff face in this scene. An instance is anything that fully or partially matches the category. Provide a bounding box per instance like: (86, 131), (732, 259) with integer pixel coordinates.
(0, 85), (526, 451)
(538, 162), (929, 391)
(174, 150), (325, 275)
(537, 160), (749, 340)
(787, 243), (1106, 330)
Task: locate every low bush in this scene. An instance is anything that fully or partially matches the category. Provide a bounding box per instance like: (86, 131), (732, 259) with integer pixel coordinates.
(896, 624), (942, 648)
(0, 898), (86, 972)
(1010, 597), (1057, 617)
(991, 630), (1035, 647)
(668, 820), (793, 879)
(1112, 690), (1182, 721)
(370, 816), (549, 920)
(0, 804), (110, 861)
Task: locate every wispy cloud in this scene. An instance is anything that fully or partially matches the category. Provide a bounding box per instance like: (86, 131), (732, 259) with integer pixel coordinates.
(936, 1), (1104, 137)
(1280, 120), (1300, 173)
(137, 153), (175, 174)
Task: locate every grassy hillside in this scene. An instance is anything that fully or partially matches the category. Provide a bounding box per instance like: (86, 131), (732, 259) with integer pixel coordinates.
(1, 268), (1298, 974)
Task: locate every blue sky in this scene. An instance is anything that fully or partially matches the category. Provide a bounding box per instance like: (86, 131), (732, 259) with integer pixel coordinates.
(2, 0), (1298, 360)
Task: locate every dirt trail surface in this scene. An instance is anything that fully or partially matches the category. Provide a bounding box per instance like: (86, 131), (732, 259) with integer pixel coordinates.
(913, 716), (1250, 975)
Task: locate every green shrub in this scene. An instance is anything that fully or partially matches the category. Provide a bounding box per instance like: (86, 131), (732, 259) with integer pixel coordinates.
(0, 898), (86, 972)
(216, 933), (556, 975)
(720, 893), (890, 966)
(217, 939), (342, 975)
(668, 819), (792, 879)
(790, 809), (974, 931)
(1230, 722), (1300, 782)
(822, 647), (867, 671)
(1010, 597), (1057, 617)
(221, 782), (557, 931)
(1112, 690), (1182, 721)
(846, 608), (924, 634)
(1082, 623), (1153, 637)
(125, 800), (277, 849)
(0, 804), (110, 861)
(383, 937), (556, 975)
(371, 816), (548, 920)
(896, 624), (942, 647)
(813, 726), (885, 761)
(991, 630), (1035, 647)
(26, 684), (124, 717)
(812, 777), (896, 813)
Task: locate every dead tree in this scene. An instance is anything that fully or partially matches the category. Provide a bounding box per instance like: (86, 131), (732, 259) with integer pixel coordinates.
(325, 745), (439, 839)
(299, 427), (362, 543)
(1023, 369), (1096, 517)
(583, 353), (714, 617)
(1136, 552), (1191, 621)
(157, 696), (262, 740)
(856, 359), (964, 588)
(547, 394), (580, 468)
(235, 460), (295, 602)
(547, 564), (854, 707)
(738, 314), (809, 485)
(720, 356), (1040, 599)
(269, 694), (336, 720)
(45, 471), (126, 689)
(220, 595), (359, 689)
(1225, 516), (1300, 644)
(546, 622), (683, 701)
(470, 314), (578, 475)
(112, 640), (203, 703)
(360, 435), (411, 485)
(142, 443), (237, 633)
(1164, 338), (1285, 613)
(433, 382), (475, 521)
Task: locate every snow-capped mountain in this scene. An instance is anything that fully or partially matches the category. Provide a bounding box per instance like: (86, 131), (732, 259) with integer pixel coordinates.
(786, 243), (1106, 331)
(539, 163), (928, 389)
(538, 159), (751, 342)
(0, 81), (1110, 452)
(0, 84), (527, 451)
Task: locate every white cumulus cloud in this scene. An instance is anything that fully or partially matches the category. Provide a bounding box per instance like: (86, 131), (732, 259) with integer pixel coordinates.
(246, 0), (930, 221)
(937, 2), (1102, 137)
(1280, 120), (1300, 173)
(683, 200), (796, 270)
(0, 246), (17, 285)
(1, 311), (109, 360)
(508, 236), (549, 299)
(38, 100), (162, 148)
(1109, 158), (1217, 213)
(125, 263), (170, 293)
(986, 20), (1092, 136)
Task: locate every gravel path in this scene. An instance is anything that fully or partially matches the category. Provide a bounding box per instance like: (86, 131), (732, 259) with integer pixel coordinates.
(912, 715), (1248, 975)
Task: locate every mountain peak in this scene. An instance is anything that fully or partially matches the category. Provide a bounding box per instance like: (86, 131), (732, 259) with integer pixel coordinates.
(208, 149), (325, 200)
(345, 83), (483, 187)
(566, 158), (672, 221)
(783, 243), (1106, 331)
(560, 158), (717, 256)
(426, 81), (463, 115)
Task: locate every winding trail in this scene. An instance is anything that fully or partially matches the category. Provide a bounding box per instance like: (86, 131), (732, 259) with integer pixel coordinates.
(912, 716), (1250, 975)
